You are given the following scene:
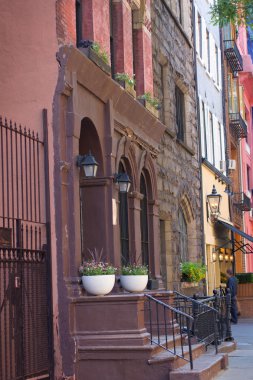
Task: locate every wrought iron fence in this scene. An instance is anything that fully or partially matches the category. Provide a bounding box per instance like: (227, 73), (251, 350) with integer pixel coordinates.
(0, 116), (52, 380)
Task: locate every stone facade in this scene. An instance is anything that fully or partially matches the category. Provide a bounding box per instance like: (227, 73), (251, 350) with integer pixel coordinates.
(152, 0), (203, 289)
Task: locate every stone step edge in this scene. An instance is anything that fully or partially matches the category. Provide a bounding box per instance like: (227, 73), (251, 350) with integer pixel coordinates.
(148, 343), (205, 365)
(169, 353), (228, 380)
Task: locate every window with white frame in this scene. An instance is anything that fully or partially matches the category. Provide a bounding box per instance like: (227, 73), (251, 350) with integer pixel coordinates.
(199, 97), (225, 171)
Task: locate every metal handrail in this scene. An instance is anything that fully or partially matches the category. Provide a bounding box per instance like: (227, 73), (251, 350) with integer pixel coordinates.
(173, 291), (219, 352)
(145, 294), (195, 369)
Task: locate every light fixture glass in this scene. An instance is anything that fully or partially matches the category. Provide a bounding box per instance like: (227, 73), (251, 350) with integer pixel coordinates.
(77, 151), (98, 178)
(207, 185), (222, 219)
(219, 252), (224, 262)
(224, 253), (229, 262)
(212, 251), (217, 263)
(115, 172), (131, 193)
(230, 254), (234, 262)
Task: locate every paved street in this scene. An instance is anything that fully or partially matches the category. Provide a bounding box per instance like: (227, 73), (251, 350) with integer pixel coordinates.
(215, 318), (253, 379)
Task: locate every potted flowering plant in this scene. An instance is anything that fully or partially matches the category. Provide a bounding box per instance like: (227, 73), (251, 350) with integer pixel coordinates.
(78, 40), (111, 76)
(79, 248), (117, 296)
(137, 92), (161, 118)
(180, 261), (206, 288)
(115, 72), (136, 98)
(120, 261), (149, 293)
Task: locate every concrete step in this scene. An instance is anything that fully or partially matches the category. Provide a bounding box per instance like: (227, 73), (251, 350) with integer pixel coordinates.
(169, 352), (228, 380)
(148, 343), (205, 370)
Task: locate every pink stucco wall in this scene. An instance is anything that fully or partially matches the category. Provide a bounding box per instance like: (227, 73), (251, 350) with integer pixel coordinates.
(0, 0), (61, 376)
(238, 27), (253, 272)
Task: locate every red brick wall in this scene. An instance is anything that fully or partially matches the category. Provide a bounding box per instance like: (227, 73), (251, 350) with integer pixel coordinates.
(83, 0), (110, 57)
(56, 0), (76, 45)
(112, 1), (134, 76)
(133, 26), (153, 95)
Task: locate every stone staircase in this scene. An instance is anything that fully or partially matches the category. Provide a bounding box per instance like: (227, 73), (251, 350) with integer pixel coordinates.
(144, 335), (232, 380)
(72, 292), (236, 380)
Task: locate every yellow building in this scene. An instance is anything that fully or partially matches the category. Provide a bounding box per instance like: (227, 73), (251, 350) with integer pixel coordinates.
(202, 163), (233, 295)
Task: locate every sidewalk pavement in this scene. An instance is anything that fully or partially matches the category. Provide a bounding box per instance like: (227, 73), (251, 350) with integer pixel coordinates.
(215, 318), (253, 379)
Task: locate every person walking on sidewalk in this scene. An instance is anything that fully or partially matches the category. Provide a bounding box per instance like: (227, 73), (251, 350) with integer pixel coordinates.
(226, 268), (238, 324)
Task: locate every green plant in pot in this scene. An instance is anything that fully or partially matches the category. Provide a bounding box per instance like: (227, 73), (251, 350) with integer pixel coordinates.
(180, 261), (206, 283)
(138, 92), (161, 110)
(91, 42), (109, 64)
(115, 72), (135, 87)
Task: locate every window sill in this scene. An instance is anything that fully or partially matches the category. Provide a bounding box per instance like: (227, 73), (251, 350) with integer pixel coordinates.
(197, 55), (205, 68)
(165, 126), (176, 139)
(214, 82), (222, 92)
(176, 138), (195, 156)
(202, 158), (231, 185)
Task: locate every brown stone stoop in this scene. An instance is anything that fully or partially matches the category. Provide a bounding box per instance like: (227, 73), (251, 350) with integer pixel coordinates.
(71, 293), (232, 380)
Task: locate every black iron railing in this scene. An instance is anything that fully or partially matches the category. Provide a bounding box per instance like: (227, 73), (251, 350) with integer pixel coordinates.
(224, 39), (243, 72)
(229, 113), (247, 139)
(233, 191), (251, 211)
(173, 292), (218, 351)
(145, 294), (195, 369)
(193, 288), (233, 342)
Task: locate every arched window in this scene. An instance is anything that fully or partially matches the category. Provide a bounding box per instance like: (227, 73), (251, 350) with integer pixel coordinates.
(140, 173), (149, 266)
(119, 162), (129, 265)
(179, 208), (188, 262)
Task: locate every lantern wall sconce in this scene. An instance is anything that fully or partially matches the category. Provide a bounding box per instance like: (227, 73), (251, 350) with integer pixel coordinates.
(77, 151), (98, 178)
(207, 185), (222, 221)
(212, 248), (217, 262)
(230, 254), (234, 262)
(219, 252), (224, 262)
(114, 172), (131, 193)
(224, 253), (229, 262)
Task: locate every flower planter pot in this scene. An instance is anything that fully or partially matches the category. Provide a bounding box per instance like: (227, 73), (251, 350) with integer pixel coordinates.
(138, 98), (159, 118)
(117, 80), (136, 98)
(81, 275), (115, 296)
(79, 46), (111, 76)
(120, 275), (148, 293)
(181, 281), (199, 289)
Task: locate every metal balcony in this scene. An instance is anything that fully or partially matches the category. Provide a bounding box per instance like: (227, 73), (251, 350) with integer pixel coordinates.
(224, 40), (243, 72)
(229, 113), (247, 139)
(233, 192), (251, 211)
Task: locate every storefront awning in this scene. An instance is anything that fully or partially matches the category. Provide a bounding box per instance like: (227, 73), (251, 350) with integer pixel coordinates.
(218, 220), (253, 243)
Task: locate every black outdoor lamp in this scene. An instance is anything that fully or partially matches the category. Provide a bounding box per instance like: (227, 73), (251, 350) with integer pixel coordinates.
(114, 172), (131, 193)
(207, 185), (222, 220)
(77, 151), (98, 178)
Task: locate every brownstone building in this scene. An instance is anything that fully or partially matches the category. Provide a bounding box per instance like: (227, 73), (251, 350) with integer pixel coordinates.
(0, 0), (202, 379)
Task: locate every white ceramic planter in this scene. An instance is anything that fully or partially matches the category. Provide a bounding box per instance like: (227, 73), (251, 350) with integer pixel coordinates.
(120, 275), (148, 293)
(81, 275), (115, 296)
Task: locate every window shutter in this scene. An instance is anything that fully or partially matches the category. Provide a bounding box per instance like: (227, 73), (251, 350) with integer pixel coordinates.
(195, 6), (199, 55)
(239, 85), (245, 119)
(202, 19), (207, 68)
(205, 104), (211, 162)
(199, 96), (206, 158)
(210, 34), (216, 79)
(217, 47), (222, 88)
(220, 123), (226, 162)
(213, 114), (221, 168)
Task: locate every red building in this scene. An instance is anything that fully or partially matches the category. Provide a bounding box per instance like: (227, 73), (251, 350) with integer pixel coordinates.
(238, 26), (253, 272)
